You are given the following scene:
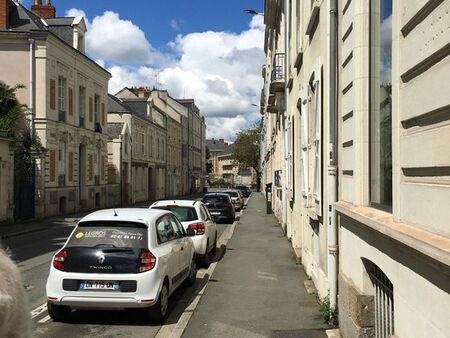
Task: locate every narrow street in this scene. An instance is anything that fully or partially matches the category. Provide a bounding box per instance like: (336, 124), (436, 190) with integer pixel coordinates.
(1, 194), (331, 338)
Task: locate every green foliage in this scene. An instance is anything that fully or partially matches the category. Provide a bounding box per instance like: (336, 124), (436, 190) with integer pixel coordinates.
(0, 81), (27, 139)
(318, 295), (338, 326)
(232, 125), (261, 171)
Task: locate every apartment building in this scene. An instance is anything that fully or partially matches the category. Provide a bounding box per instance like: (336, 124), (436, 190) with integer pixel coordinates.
(206, 138), (229, 182)
(0, 0), (118, 218)
(108, 94), (167, 203)
(261, 0), (450, 336)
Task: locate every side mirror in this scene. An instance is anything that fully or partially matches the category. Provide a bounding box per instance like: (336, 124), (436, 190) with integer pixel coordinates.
(186, 228), (196, 237)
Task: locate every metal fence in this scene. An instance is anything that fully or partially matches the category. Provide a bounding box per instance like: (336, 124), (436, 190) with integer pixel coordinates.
(271, 53), (285, 82)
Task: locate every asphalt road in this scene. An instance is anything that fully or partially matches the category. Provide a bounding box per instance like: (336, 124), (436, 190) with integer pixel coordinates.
(3, 209), (235, 338)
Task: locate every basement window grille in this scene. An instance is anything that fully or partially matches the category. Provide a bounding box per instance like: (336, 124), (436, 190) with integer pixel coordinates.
(366, 261), (395, 338)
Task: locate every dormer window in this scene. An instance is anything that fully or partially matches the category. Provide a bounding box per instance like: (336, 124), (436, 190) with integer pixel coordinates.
(72, 16), (87, 53)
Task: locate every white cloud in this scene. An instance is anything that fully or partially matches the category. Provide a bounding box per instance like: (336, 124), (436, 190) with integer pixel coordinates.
(65, 8), (87, 19)
(64, 9), (265, 140)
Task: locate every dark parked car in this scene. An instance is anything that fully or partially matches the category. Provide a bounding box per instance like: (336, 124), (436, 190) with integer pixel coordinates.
(235, 185), (251, 198)
(202, 193), (235, 224)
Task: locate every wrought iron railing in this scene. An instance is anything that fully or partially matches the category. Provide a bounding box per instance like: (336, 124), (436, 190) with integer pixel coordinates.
(271, 53), (285, 82)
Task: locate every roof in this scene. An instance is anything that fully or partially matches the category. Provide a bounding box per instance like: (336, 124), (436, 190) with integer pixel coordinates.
(79, 208), (169, 224)
(219, 143), (235, 157)
(108, 94), (132, 114)
(206, 139), (228, 151)
(3, 1), (109, 76)
(121, 99), (148, 119)
(105, 123), (124, 140)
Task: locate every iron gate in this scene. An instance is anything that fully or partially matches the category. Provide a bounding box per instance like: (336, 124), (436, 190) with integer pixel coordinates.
(14, 149), (35, 220)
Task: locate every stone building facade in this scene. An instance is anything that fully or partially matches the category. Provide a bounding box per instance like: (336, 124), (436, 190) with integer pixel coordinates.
(260, 0), (450, 336)
(0, 0), (119, 218)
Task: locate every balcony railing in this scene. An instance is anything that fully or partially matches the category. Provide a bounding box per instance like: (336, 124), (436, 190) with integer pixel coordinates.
(58, 110), (66, 123)
(94, 175), (100, 185)
(79, 116), (85, 128)
(95, 122), (102, 133)
(271, 53), (285, 83)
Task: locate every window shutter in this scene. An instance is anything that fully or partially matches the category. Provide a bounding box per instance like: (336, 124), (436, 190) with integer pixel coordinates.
(312, 64), (322, 217)
(88, 154), (93, 181)
(300, 87), (309, 202)
(102, 155), (106, 181)
(68, 152), (74, 182)
(101, 102), (106, 125)
(49, 149), (56, 182)
(89, 97), (93, 122)
(50, 79), (56, 110)
(68, 88), (73, 115)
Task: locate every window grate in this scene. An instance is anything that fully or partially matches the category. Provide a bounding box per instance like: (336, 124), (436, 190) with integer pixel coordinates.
(367, 263), (394, 338)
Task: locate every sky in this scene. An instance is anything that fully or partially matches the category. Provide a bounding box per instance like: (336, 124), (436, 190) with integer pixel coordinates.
(21, 0), (265, 141)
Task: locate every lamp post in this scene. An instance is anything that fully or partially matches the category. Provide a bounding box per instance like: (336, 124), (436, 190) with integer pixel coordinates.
(243, 9), (264, 16)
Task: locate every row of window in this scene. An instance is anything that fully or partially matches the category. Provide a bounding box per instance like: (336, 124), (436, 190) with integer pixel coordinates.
(50, 77), (106, 130)
(132, 129), (166, 161)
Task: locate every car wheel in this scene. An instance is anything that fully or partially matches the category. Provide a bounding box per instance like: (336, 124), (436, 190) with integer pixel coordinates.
(47, 302), (70, 322)
(199, 242), (210, 268)
(185, 259), (197, 286)
(148, 281), (169, 323)
(211, 234), (217, 255)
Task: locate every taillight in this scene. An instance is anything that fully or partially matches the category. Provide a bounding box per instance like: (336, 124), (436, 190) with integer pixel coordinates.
(139, 250), (156, 273)
(53, 249), (67, 271)
(226, 200), (233, 208)
(188, 222), (205, 235)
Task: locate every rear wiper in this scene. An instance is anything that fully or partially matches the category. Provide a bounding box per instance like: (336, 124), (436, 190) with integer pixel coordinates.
(101, 248), (134, 253)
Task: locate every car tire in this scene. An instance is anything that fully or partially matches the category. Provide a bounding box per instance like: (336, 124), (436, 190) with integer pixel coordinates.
(211, 234), (217, 255)
(199, 242), (210, 268)
(147, 281), (169, 323)
(185, 259), (197, 286)
(47, 302), (70, 322)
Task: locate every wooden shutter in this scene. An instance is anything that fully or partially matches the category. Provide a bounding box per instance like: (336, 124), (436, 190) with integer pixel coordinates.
(88, 154), (93, 181)
(49, 149), (56, 182)
(68, 88), (73, 115)
(68, 152), (74, 182)
(300, 86), (309, 203)
(50, 79), (56, 110)
(312, 63), (322, 217)
(101, 102), (106, 125)
(89, 97), (93, 122)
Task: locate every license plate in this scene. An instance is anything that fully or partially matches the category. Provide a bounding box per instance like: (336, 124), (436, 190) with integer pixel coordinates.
(80, 281), (119, 290)
(210, 212), (220, 215)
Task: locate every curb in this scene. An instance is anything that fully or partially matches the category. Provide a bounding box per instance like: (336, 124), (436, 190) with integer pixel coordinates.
(0, 226), (49, 241)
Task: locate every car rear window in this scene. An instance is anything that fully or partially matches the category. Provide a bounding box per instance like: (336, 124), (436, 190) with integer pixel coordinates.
(152, 206), (198, 222)
(203, 195), (228, 204)
(66, 221), (148, 248)
(226, 191), (239, 197)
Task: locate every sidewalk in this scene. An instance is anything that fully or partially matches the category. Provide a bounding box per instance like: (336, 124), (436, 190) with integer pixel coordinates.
(0, 192), (204, 241)
(182, 192), (331, 338)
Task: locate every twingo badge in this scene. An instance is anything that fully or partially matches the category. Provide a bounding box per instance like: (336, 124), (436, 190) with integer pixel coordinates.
(75, 232), (84, 239)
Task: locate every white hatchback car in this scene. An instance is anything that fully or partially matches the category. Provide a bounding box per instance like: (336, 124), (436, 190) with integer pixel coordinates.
(46, 208), (197, 323)
(150, 200), (218, 267)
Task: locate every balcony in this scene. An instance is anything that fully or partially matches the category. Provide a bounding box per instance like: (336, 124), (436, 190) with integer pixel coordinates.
(79, 116), (85, 128)
(95, 122), (102, 133)
(270, 53), (285, 93)
(94, 175), (100, 185)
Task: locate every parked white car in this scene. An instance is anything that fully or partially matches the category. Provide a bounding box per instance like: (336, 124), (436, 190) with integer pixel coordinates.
(150, 200), (218, 267)
(222, 189), (244, 211)
(46, 208), (197, 323)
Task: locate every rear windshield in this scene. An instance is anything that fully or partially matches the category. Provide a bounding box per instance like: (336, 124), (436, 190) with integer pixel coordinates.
(203, 195), (228, 204)
(152, 206), (198, 222)
(225, 191), (239, 197)
(66, 221), (148, 248)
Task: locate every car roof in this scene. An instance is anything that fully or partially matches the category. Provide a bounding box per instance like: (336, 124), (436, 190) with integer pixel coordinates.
(203, 192), (229, 197)
(150, 200), (199, 207)
(79, 208), (169, 224)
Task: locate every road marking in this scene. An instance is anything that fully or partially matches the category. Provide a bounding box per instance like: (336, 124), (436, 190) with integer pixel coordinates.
(31, 303), (47, 319)
(37, 315), (51, 324)
(155, 212), (239, 338)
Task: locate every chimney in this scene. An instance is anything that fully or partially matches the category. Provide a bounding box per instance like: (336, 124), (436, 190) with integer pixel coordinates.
(0, 0), (9, 30)
(219, 139), (224, 144)
(32, 0), (56, 20)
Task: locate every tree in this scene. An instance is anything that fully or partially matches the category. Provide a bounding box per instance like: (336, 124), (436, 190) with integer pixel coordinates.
(232, 124), (261, 191)
(0, 81), (27, 138)
(205, 146), (213, 174)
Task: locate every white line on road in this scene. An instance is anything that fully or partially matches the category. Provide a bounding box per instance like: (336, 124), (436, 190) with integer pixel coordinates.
(30, 303), (47, 319)
(37, 315), (51, 324)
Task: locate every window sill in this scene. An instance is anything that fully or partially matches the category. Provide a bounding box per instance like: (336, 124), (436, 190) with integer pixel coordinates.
(335, 201), (450, 266)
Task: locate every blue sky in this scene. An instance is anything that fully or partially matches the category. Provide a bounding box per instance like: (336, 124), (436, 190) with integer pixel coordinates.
(21, 1), (265, 140)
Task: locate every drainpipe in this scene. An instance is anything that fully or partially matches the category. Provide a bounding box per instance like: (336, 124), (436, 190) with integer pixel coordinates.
(29, 39), (35, 140)
(283, 0), (288, 233)
(327, 0), (339, 312)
